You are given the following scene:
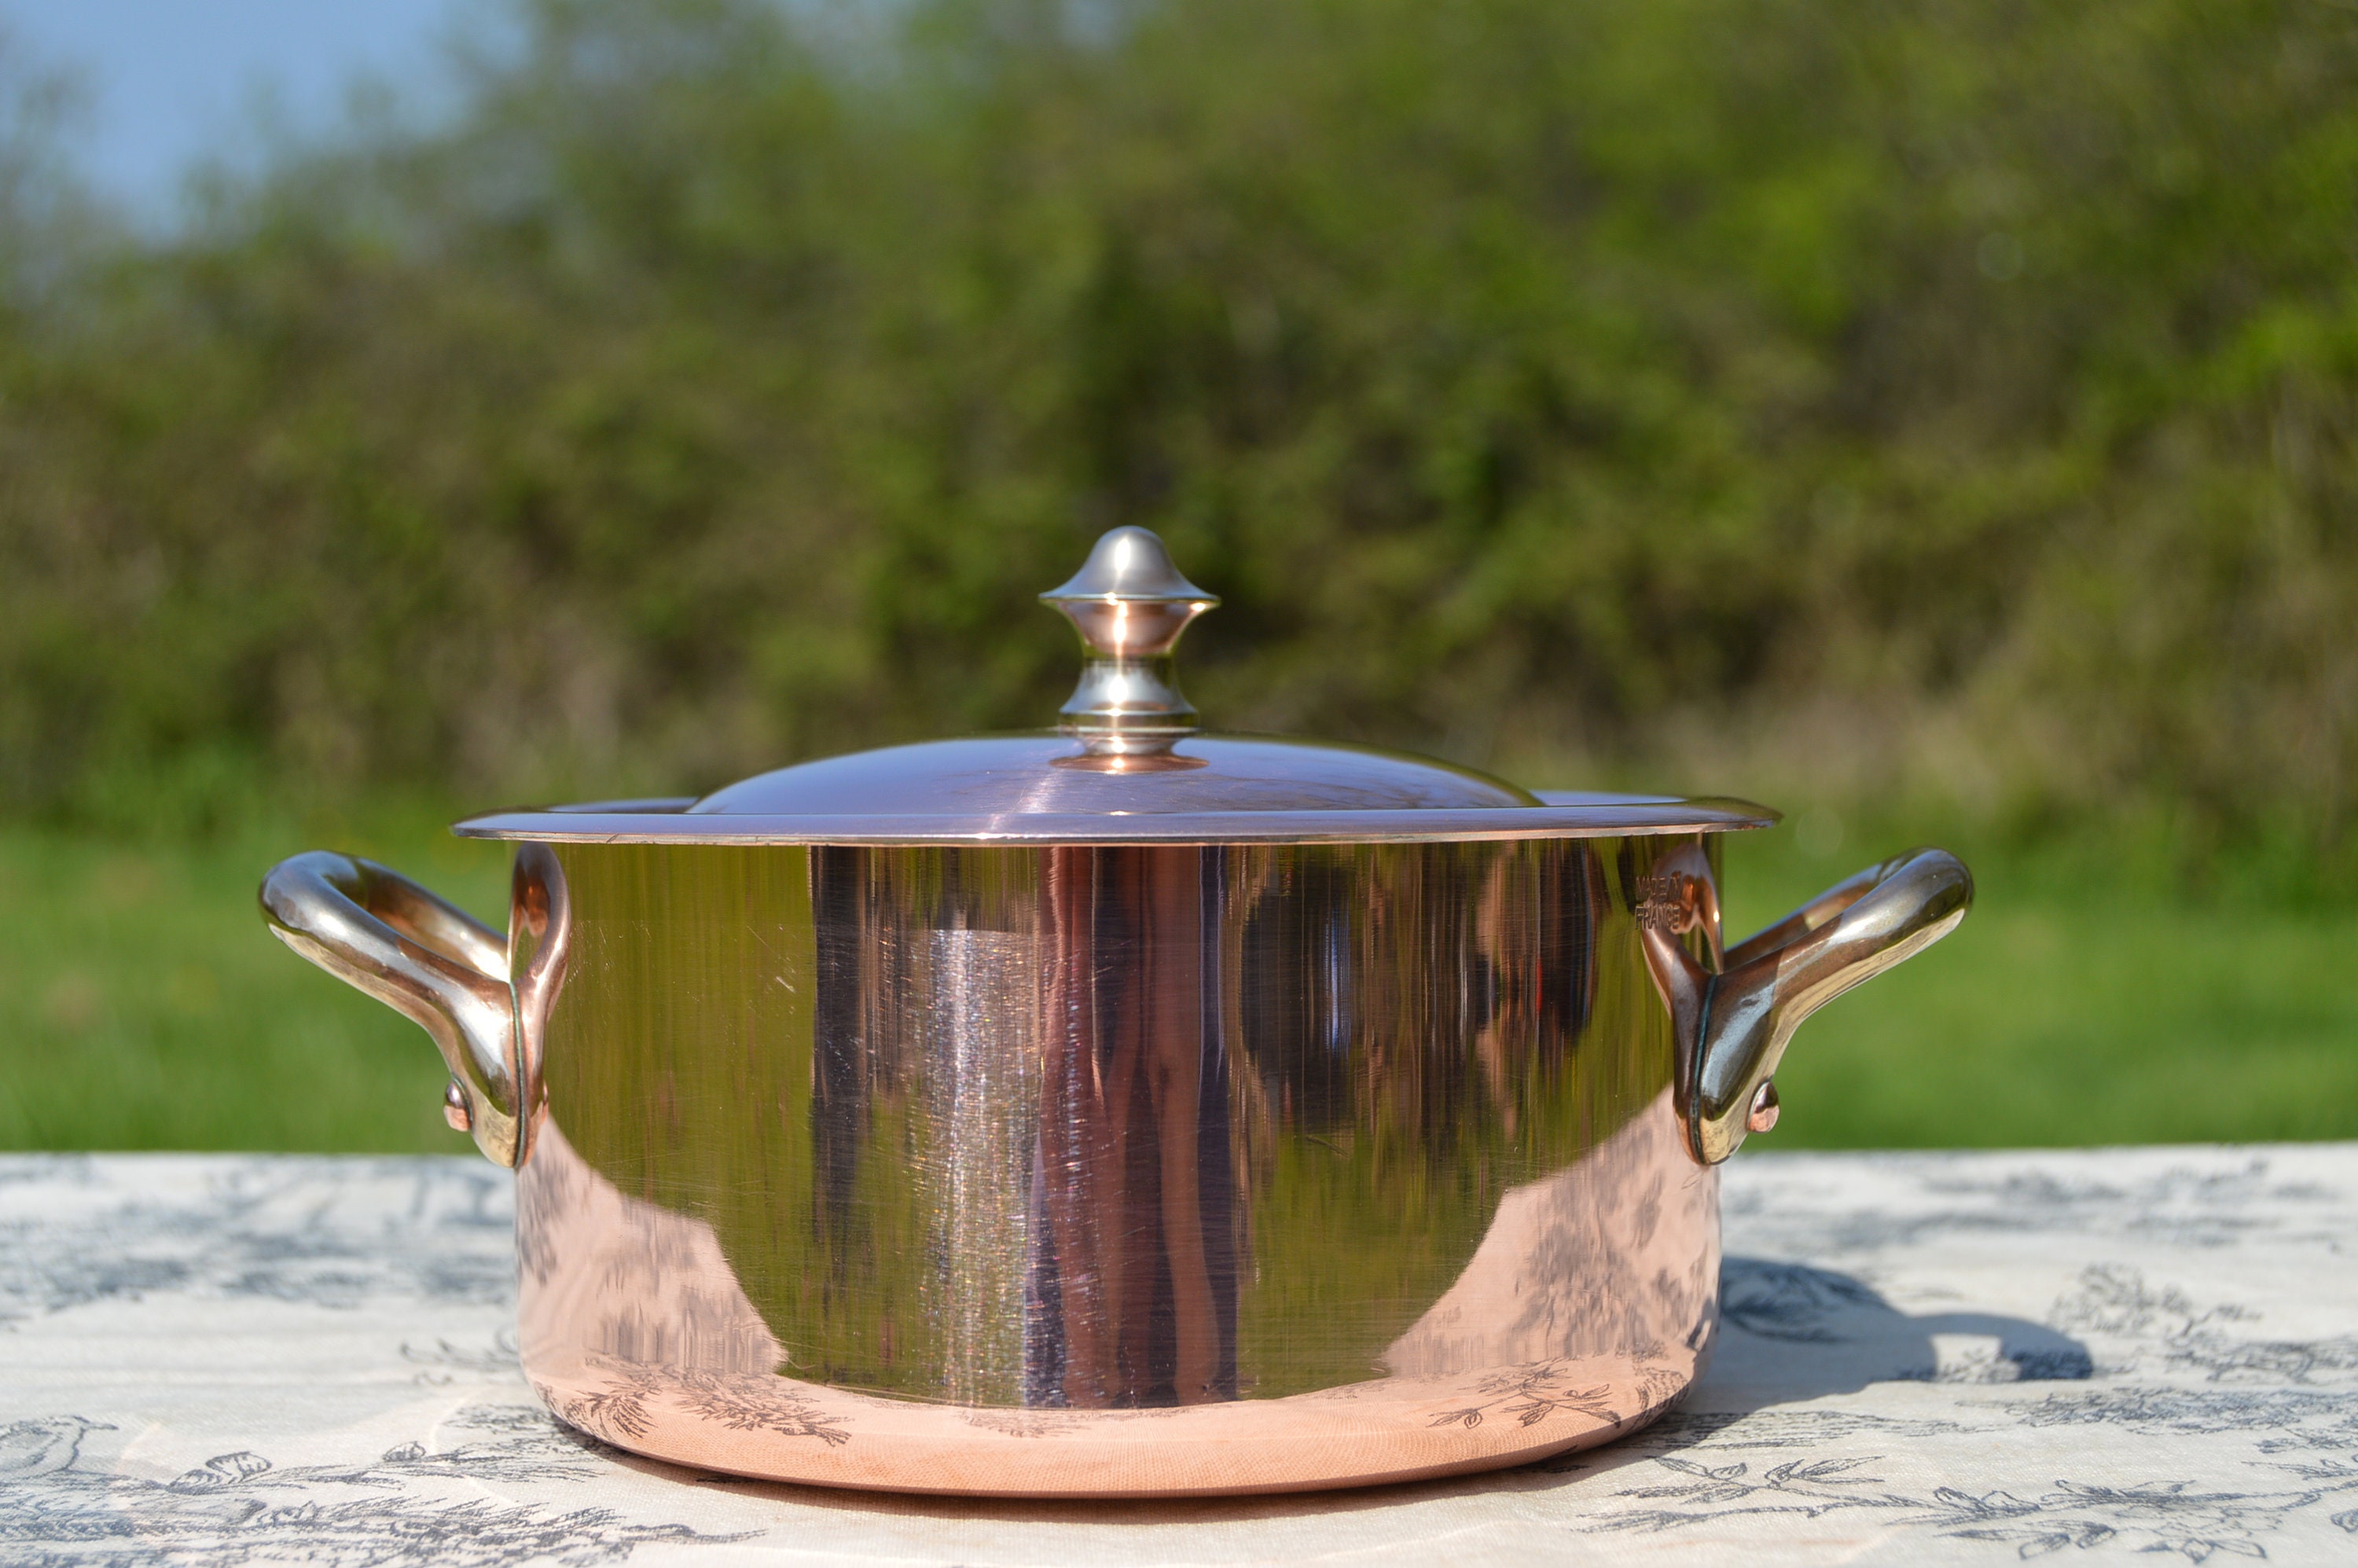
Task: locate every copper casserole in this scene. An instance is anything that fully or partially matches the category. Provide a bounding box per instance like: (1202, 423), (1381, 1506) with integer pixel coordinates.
(260, 529), (1970, 1496)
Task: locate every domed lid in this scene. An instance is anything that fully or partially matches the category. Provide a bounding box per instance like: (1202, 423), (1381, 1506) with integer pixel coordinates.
(456, 528), (1775, 845)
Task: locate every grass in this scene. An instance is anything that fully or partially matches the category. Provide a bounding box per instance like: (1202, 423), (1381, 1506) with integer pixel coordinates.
(0, 804), (512, 1152)
(1722, 824), (2358, 1148)
(0, 802), (2352, 1152)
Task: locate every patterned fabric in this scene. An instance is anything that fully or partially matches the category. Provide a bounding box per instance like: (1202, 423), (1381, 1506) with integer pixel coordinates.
(2, 1146), (2353, 1565)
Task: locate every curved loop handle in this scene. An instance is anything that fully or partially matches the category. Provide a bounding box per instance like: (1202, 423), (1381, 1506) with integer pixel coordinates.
(259, 846), (568, 1167)
(1641, 846), (1972, 1165)
(507, 843), (571, 1135)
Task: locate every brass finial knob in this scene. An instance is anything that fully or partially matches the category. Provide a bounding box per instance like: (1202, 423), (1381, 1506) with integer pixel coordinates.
(1041, 527), (1218, 751)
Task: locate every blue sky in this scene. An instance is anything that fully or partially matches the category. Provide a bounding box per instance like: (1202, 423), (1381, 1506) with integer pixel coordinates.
(0, 0), (468, 218)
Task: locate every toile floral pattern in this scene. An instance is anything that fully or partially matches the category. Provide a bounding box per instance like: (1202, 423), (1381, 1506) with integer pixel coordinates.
(2, 1144), (2352, 1565)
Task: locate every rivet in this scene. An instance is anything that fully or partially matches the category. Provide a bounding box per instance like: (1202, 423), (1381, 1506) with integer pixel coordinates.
(443, 1080), (473, 1133)
(1746, 1079), (1781, 1135)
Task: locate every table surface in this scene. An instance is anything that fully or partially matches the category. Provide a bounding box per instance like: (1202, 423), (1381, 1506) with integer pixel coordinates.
(4, 1145), (2356, 1566)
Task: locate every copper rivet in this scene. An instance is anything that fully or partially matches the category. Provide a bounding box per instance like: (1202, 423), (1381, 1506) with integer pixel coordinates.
(443, 1081), (472, 1133)
(1746, 1079), (1781, 1134)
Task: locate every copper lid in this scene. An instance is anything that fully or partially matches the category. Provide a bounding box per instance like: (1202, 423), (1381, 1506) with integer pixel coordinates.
(456, 528), (1776, 845)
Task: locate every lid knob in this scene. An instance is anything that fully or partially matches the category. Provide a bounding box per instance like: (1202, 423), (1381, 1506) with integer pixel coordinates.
(1041, 527), (1218, 753)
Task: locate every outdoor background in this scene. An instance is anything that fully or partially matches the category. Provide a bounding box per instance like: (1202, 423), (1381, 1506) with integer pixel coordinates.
(2, 0), (2354, 1152)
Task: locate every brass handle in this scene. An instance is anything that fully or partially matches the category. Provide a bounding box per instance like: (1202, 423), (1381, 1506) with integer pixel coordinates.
(1641, 846), (1972, 1165)
(258, 846), (569, 1167)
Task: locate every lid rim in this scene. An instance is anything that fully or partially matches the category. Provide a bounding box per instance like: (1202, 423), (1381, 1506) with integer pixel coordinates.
(452, 797), (1780, 846)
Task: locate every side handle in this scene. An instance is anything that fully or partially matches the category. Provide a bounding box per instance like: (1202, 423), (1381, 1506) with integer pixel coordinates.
(259, 846), (568, 1167)
(1641, 846), (1971, 1165)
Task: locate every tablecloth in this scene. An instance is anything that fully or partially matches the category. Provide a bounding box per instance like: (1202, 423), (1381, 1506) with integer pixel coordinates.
(3, 1144), (2354, 1565)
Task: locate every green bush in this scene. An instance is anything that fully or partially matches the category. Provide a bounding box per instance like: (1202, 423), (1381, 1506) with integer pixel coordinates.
(2, 0), (2354, 873)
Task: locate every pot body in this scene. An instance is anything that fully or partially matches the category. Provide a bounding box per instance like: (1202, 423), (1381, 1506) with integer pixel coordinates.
(513, 833), (1722, 1495)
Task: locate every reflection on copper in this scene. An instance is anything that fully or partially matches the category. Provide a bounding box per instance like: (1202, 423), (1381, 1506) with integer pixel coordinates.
(1049, 750), (1210, 773)
(499, 834), (1733, 1493)
(1036, 846), (1234, 1408)
(1384, 1086), (1715, 1377)
(518, 1121), (784, 1379)
(518, 1090), (1707, 1496)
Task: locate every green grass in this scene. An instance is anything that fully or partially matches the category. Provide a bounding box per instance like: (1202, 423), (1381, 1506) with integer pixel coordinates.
(0, 807), (510, 1152)
(0, 808), (2352, 1151)
(1720, 824), (2358, 1148)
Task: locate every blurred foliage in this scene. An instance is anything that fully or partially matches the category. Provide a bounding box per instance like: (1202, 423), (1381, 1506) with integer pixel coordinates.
(2, 0), (2356, 877)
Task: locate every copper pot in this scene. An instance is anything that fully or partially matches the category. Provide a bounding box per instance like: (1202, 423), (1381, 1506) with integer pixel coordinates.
(260, 529), (1969, 1497)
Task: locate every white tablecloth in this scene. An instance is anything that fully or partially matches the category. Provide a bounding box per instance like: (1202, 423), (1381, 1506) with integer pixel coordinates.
(3, 1145), (2355, 1565)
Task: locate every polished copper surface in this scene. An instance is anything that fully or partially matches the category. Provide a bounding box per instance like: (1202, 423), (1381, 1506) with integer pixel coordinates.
(504, 834), (1714, 1493)
(685, 734), (1541, 818)
(516, 1091), (1710, 1496)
